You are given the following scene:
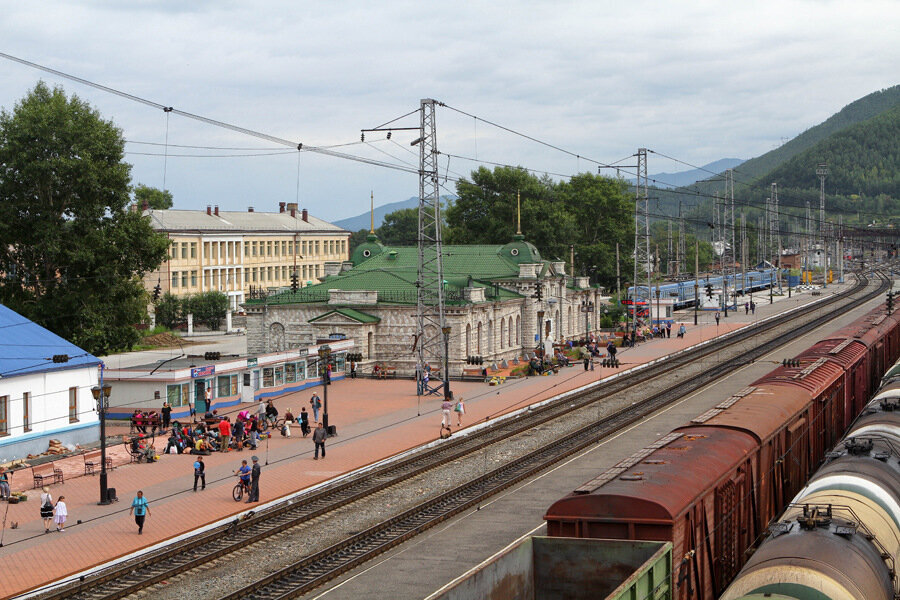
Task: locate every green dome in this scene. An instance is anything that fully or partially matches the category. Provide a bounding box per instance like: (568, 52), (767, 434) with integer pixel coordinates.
(499, 234), (542, 264)
(351, 232), (385, 265)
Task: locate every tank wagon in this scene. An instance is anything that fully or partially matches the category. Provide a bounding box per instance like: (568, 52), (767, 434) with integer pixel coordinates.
(721, 357), (900, 600)
(544, 302), (900, 599)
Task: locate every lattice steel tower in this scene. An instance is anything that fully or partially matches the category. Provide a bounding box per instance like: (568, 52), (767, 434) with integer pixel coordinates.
(770, 182), (782, 292)
(817, 163), (828, 271)
(677, 201), (685, 276)
(415, 99), (447, 393)
(633, 148), (652, 335)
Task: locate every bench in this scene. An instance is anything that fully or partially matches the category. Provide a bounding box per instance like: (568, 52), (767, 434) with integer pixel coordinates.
(33, 463), (64, 488)
(373, 367), (397, 379)
(83, 450), (113, 476)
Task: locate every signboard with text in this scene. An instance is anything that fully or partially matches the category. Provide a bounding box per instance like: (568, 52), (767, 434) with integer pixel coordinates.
(191, 365), (215, 378)
(247, 358), (258, 367)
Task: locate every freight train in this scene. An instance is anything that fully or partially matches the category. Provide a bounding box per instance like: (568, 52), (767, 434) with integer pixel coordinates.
(544, 296), (900, 599)
(720, 354), (900, 600)
(627, 268), (778, 309)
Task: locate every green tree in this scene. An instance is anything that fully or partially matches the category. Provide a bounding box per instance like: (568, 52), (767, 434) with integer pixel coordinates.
(155, 293), (182, 329)
(377, 207), (418, 245)
(185, 292), (229, 330)
(0, 83), (170, 355)
(134, 183), (173, 209)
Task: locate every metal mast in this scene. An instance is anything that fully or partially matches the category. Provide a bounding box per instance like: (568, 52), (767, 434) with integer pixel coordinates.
(728, 169), (735, 305)
(667, 219), (673, 276)
(677, 201), (685, 276)
(415, 99), (447, 395)
(817, 163), (828, 285)
(633, 148), (652, 335)
(771, 183), (782, 293)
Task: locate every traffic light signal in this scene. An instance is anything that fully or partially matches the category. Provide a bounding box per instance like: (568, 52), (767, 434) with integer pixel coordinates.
(782, 358), (801, 368)
(466, 356), (484, 365)
(291, 272), (299, 292)
(888, 291), (895, 314)
(705, 284), (713, 299)
(152, 282), (162, 302)
(204, 352), (221, 361)
(532, 284), (543, 301)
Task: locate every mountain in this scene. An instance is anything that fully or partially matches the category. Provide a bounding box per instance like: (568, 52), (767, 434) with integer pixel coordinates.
(631, 158), (745, 188)
(334, 196), (456, 231)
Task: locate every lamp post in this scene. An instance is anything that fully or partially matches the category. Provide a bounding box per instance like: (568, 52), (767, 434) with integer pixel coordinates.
(581, 300), (594, 341)
(90, 383), (112, 505)
(536, 310), (545, 364)
(318, 345), (332, 434)
(442, 326), (451, 400)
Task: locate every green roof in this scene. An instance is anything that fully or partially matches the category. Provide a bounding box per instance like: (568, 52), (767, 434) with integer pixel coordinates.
(308, 308), (380, 324)
(248, 240), (542, 307)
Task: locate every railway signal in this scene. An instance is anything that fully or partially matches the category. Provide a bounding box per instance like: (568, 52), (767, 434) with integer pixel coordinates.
(291, 272), (299, 293)
(888, 291), (894, 314)
(601, 358), (620, 368)
(466, 356), (484, 365)
(782, 358), (801, 368)
(705, 284), (713, 300)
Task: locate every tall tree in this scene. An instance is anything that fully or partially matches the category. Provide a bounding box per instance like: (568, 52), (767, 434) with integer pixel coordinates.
(134, 183), (174, 209)
(377, 207), (418, 245)
(0, 83), (170, 355)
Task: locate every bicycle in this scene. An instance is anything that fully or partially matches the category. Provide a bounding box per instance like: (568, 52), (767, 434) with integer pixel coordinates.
(232, 478), (251, 502)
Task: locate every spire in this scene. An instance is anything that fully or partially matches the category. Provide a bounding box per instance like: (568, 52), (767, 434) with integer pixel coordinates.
(370, 190), (375, 234)
(516, 190), (522, 235)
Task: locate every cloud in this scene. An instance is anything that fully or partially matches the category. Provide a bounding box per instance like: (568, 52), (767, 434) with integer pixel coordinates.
(0, 0), (897, 221)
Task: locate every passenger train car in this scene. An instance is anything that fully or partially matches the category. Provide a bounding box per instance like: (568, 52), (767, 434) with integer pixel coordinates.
(627, 269), (778, 309)
(544, 300), (900, 600)
(721, 355), (900, 600)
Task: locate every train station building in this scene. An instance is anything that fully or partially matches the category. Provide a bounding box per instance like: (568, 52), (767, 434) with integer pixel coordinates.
(243, 232), (609, 376)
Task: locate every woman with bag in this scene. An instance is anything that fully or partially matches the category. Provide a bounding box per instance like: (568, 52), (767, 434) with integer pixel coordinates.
(40, 486), (53, 533)
(454, 397), (466, 427)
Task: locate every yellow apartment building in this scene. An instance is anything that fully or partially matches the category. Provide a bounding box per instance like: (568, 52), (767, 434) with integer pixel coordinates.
(143, 202), (350, 310)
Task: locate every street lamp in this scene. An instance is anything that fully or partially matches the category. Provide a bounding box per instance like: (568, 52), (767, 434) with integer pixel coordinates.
(580, 300), (594, 341)
(536, 309), (545, 364)
(317, 345), (332, 434)
(442, 326), (451, 401)
(90, 383), (112, 505)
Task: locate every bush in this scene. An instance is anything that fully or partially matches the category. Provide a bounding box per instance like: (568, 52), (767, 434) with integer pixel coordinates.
(155, 293), (181, 329)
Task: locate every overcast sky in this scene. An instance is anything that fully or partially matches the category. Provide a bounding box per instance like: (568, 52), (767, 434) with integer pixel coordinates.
(2, 1), (897, 223)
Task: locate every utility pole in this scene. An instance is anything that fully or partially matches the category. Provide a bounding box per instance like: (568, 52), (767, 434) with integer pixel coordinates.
(414, 99), (448, 399)
(741, 210), (746, 302)
(677, 201), (685, 277)
(667, 220), (673, 276)
(728, 169), (735, 309)
(633, 148), (652, 339)
(616, 243), (623, 331)
(805, 201), (811, 281)
(694, 240), (699, 326)
(772, 183), (782, 294)
(839, 216), (844, 283)
(817, 163), (828, 288)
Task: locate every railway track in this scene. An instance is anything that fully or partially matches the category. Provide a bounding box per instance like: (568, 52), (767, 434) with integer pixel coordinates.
(38, 270), (891, 600)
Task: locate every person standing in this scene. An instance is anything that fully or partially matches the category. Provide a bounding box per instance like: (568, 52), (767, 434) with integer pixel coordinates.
(310, 392), (322, 423)
(256, 399), (266, 424)
(40, 486), (54, 533)
(248, 456), (261, 503)
(665, 322), (672, 338)
(161, 401), (172, 430)
(441, 396), (453, 428)
(129, 490), (150, 535)
(193, 456), (206, 491)
(313, 422), (327, 460)
(0, 466), (10, 501)
(299, 407), (310, 437)
(454, 397), (466, 427)
(218, 416), (232, 452)
(744, 301), (749, 315)
(750, 301), (756, 314)
(205, 386), (212, 412)
(678, 323), (686, 338)
(715, 311), (721, 326)
(54, 496), (67, 532)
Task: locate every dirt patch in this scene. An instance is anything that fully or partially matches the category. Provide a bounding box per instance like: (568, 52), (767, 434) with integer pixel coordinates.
(142, 332), (197, 347)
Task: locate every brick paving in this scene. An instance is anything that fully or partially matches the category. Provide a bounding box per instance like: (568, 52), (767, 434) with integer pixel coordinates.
(0, 291), (827, 599)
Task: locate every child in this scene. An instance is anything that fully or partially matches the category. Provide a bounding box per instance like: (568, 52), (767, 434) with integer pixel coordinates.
(54, 496), (68, 532)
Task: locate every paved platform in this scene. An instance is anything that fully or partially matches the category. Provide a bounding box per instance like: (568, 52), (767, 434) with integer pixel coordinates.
(0, 284), (849, 599)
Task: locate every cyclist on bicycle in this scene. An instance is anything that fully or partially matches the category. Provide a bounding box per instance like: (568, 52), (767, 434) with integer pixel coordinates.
(234, 459), (251, 491)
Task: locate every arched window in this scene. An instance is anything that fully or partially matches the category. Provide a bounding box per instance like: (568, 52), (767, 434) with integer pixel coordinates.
(568, 306), (573, 335)
(488, 320), (493, 354)
(515, 315), (520, 345)
(500, 319), (506, 350)
(367, 331), (374, 359)
(508, 316), (513, 348)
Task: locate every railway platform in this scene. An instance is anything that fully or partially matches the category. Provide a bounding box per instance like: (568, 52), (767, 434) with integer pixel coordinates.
(0, 284), (848, 599)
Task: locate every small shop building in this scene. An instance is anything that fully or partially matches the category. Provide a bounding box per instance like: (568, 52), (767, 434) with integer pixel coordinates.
(103, 339), (354, 420)
(0, 305), (101, 462)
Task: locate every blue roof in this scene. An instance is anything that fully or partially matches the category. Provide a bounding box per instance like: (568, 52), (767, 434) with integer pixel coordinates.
(0, 305), (100, 379)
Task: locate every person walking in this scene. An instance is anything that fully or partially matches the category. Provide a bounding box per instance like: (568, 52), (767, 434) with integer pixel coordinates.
(299, 407), (310, 437)
(53, 496), (67, 532)
(248, 456), (261, 503)
(0, 466), (10, 501)
(665, 322), (672, 338)
(313, 422), (327, 460)
(715, 311), (721, 326)
(161, 401), (172, 430)
(744, 302), (749, 315)
(750, 301), (756, 314)
(678, 323), (687, 338)
(310, 393), (322, 423)
(218, 416), (232, 452)
(193, 456), (206, 491)
(129, 490), (150, 534)
(441, 396), (453, 428)
(40, 486), (54, 533)
(454, 397), (466, 427)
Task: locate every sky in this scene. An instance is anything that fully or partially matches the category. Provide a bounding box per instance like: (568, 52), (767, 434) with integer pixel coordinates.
(1, 1), (898, 223)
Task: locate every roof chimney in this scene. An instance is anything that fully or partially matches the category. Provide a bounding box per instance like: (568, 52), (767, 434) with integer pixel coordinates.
(248, 206), (254, 213)
(301, 208), (309, 222)
(214, 205), (219, 216)
(206, 205), (212, 215)
(279, 202), (286, 213)
(141, 200), (150, 211)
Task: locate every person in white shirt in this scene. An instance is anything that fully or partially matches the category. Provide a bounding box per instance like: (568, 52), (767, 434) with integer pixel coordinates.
(54, 496), (68, 532)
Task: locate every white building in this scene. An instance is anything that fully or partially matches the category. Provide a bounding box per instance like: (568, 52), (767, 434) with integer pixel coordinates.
(0, 305), (100, 462)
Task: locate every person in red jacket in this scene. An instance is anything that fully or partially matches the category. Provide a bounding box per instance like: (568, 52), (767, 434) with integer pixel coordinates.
(218, 417), (232, 452)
